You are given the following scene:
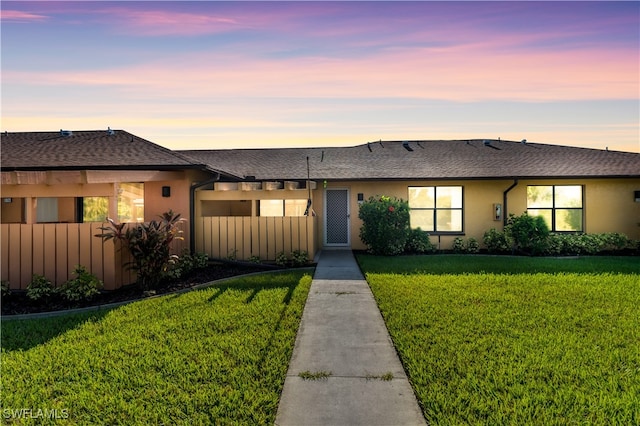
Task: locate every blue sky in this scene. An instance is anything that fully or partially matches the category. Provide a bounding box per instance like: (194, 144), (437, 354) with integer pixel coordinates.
(1, 1), (638, 152)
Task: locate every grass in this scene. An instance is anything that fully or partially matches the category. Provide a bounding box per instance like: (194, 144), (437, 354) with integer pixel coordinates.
(357, 255), (640, 425)
(1, 271), (312, 425)
(298, 370), (332, 380)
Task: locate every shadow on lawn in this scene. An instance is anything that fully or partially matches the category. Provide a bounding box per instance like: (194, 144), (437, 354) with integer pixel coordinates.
(1, 310), (111, 352)
(206, 274), (301, 305)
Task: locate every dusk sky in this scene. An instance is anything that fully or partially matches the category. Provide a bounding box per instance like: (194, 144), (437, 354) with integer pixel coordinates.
(1, 1), (638, 152)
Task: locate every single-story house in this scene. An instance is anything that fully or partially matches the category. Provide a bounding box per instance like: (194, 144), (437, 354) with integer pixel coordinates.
(0, 129), (233, 290)
(2, 130), (639, 290)
(179, 139), (640, 255)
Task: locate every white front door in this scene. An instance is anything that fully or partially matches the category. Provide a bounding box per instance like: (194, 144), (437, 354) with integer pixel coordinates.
(324, 188), (350, 246)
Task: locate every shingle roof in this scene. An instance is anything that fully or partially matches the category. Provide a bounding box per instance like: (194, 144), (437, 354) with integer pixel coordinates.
(180, 139), (640, 181)
(0, 130), (213, 172)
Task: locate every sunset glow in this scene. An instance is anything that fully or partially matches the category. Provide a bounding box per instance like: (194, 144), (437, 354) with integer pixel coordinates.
(2, 1), (638, 152)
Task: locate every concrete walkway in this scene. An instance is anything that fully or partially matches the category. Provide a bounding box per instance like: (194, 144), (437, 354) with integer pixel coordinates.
(275, 250), (426, 426)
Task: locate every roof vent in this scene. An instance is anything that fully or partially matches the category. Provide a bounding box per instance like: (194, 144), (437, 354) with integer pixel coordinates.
(60, 129), (73, 137)
(483, 139), (491, 146)
(402, 141), (414, 152)
(107, 127), (115, 136)
(521, 139), (527, 144)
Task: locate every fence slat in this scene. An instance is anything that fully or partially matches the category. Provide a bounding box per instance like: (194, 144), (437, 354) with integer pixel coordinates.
(8, 225), (22, 288)
(20, 224), (32, 289)
(55, 224), (68, 285)
(1, 225), (9, 283)
(242, 217), (252, 260)
(43, 225), (57, 287)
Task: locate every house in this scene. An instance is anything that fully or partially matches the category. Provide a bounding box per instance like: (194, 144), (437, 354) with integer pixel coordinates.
(2, 131), (639, 290)
(0, 129), (230, 290)
(180, 139), (640, 256)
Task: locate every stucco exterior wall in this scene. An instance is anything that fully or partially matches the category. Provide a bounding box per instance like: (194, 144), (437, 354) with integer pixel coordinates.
(315, 178), (640, 251)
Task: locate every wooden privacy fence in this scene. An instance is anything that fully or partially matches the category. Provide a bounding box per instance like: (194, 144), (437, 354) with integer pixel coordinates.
(196, 216), (316, 261)
(1, 222), (187, 291)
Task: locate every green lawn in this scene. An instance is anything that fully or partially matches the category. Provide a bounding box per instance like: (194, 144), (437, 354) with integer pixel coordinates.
(1, 271), (312, 425)
(357, 255), (640, 425)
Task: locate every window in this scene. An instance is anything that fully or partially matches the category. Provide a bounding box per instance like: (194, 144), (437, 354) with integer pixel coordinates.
(36, 197), (58, 223)
(527, 185), (583, 232)
(408, 186), (463, 232)
(83, 197), (108, 222)
(259, 199), (307, 217)
(117, 183), (144, 222)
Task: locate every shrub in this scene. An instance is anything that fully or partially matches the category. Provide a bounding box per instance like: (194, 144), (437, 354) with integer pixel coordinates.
(97, 210), (185, 290)
(452, 237), (480, 254)
(452, 237), (466, 253)
(58, 266), (103, 302)
(405, 228), (437, 254)
(1, 280), (11, 298)
(483, 228), (511, 253)
(291, 250), (309, 267)
(166, 250), (209, 280)
(466, 237), (480, 253)
(358, 196), (410, 255)
(248, 255), (261, 264)
(275, 251), (288, 267)
(505, 213), (549, 255)
(26, 274), (55, 301)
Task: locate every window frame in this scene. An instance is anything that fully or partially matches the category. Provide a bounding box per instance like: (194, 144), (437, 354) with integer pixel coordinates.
(526, 185), (584, 232)
(408, 185), (464, 234)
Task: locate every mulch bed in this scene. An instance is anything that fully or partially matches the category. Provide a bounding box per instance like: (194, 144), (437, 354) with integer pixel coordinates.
(1, 261), (280, 316)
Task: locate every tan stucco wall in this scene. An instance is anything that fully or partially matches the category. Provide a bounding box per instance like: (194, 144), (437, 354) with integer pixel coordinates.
(314, 178), (640, 250)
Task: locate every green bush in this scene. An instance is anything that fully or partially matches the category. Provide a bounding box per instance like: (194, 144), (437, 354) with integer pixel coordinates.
(291, 250), (309, 267)
(166, 250), (209, 280)
(452, 237), (480, 254)
(405, 228), (437, 254)
(505, 213), (549, 255)
(97, 210), (185, 290)
(1, 280), (11, 298)
(58, 266), (103, 302)
(452, 237), (466, 253)
(358, 196), (410, 255)
(483, 228), (511, 253)
(26, 274), (55, 301)
(275, 251), (288, 267)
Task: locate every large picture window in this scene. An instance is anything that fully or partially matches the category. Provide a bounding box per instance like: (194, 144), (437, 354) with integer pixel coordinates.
(527, 185), (583, 232)
(408, 186), (463, 232)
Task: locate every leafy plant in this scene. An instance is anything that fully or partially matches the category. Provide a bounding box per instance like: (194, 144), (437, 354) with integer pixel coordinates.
(1, 280), (11, 298)
(97, 210), (185, 290)
(248, 255), (261, 264)
(452, 237), (479, 254)
(505, 212), (549, 255)
(291, 250), (309, 267)
(26, 274), (55, 301)
(405, 228), (436, 254)
(275, 251), (288, 267)
(226, 249), (238, 261)
(58, 266), (103, 302)
(358, 195), (410, 255)
(166, 250), (209, 280)
(452, 237), (465, 253)
(483, 228), (511, 253)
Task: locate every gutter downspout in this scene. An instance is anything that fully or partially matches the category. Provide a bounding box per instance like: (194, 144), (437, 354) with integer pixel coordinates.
(503, 179), (519, 227)
(189, 174), (221, 253)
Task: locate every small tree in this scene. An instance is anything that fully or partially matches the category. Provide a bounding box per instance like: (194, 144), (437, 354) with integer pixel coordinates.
(97, 210), (185, 289)
(358, 196), (410, 255)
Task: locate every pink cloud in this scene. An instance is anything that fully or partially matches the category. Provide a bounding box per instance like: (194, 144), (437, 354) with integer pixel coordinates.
(0, 10), (48, 22)
(102, 8), (241, 36)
